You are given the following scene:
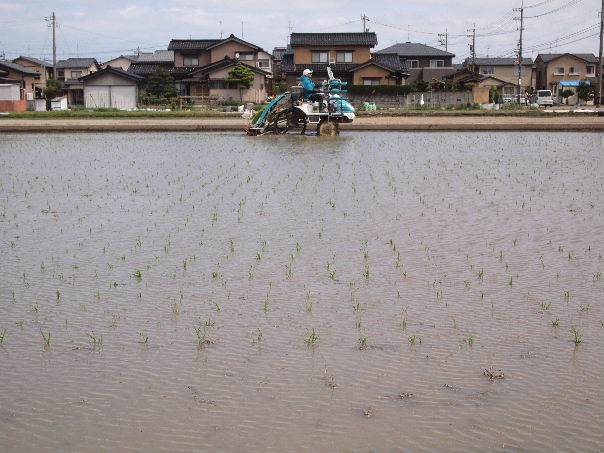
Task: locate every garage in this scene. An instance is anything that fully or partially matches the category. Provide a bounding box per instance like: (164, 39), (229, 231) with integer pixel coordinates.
(80, 66), (142, 110)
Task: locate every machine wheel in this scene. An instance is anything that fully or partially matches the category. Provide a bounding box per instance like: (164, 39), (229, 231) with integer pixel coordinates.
(317, 120), (339, 136)
(271, 110), (291, 134)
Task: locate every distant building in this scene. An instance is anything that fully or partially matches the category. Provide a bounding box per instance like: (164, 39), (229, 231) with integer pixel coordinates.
(79, 66), (143, 110)
(0, 60), (40, 100)
(376, 42), (455, 83)
(55, 58), (100, 106)
(272, 46), (288, 81)
(281, 32), (408, 86)
(534, 53), (598, 100)
(12, 56), (53, 96)
(128, 35), (273, 103)
(465, 57), (534, 97)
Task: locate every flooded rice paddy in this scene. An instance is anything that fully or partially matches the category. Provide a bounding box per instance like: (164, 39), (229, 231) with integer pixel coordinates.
(0, 131), (602, 452)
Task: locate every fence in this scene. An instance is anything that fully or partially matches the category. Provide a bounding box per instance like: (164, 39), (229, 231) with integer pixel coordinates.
(347, 91), (475, 109)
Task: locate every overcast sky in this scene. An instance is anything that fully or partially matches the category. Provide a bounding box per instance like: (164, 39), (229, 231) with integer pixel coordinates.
(0, 0), (601, 63)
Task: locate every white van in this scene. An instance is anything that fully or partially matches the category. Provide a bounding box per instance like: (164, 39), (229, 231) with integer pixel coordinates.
(536, 90), (554, 107)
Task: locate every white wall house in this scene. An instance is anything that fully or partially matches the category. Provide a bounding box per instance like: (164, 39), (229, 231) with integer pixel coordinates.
(80, 66), (143, 110)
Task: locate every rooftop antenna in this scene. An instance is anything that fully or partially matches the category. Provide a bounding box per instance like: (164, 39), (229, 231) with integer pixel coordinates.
(361, 14), (369, 32)
(220, 20), (223, 39)
(241, 21), (244, 38)
(407, 25), (410, 42)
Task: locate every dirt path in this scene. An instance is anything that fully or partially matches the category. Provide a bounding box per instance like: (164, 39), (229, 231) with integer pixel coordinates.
(1, 116), (603, 132)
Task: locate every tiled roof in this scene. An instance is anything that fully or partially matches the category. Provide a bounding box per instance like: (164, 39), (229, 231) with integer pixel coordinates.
(272, 47), (287, 60)
(469, 57), (533, 66)
(168, 39), (222, 50)
(537, 53), (598, 63)
(80, 66), (144, 82)
(370, 53), (407, 71)
(290, 32), (378, 47)
(281, 62), (358, 74)
(128, 62), (174, 76)
(180, 58), (271, 80)
(377, 42), (455, 58)
(135, 50), (174, 63)
(15, 56), (52, 67)
(206, 34), (261, 51)
(56, 58), (98, 69)
(0, 60), (40, 76)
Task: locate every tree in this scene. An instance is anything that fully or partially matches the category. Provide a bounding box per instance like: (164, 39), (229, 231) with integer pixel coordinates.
(560, 89), (574, 105)
(44, 78), (62, 110)
(576, 81), (595, 104)
(144, 68), (177, 101)
(227, 63), (256, 101)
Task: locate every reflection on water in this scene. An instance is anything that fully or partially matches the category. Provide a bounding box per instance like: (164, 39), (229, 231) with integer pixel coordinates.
(0, 132), (602, 453)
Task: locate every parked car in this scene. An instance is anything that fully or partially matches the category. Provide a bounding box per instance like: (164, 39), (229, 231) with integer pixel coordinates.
(536, 90), (554, 107)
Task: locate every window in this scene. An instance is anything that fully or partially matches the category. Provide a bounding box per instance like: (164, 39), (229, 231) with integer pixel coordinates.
(407, 60), (419, 69)
(183, 56), (199, 66)
(336, 51), (353, 63)
(257, 59), (270, 69)
(57, 69), (65, 80)
(238, 53), (254, 61)
(586, 65), (595, 76)
(363, 78), (381, 86)
(429, 60), (444, 68)
(70, 70), (82, 78)
(568, 66), (579, 75)
(554, 67), (564, 75)
(480, 66), (495, 75)
(209, 79), (239, 89)
(312, 51), (329, 63)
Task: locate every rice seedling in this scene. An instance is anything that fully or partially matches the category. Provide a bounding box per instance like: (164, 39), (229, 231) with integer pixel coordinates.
(211, 270), (221, 280)
(87, 332), (102, 350)
(56, 289), (61, 303)
(133, 269), (142, 282)
(0, 329), (6, 345)
(539, 301), (551, 311)
(40, 329), (51, 349)
(408, 335), (422, 346)
(508, 276), (513, 287)
(483, 367), (505, 380)
(570, 327), (583, 345)
(171, 303), (180, 316)
(252, 328), (263, 344)
(477, 269), (484, 281)
(304, 328), (319, 347)
(358, 335), (368, 350)
(400, 317), (408, 330)
(213, 302), (221, 313)
(563, 290), (571, 302)
(255, 252), (262, 261)
(194, 325), (214, 348)
(579, 304), (591, 312)
(551, 318), (560, 327)
(15, 320), (24, 329)
(138, 331), (149, 345)
(465, 335), (475, 346)
(304, 291), (313, 313)
(593, 272), (602, 282)
(326, 261), (336, 280)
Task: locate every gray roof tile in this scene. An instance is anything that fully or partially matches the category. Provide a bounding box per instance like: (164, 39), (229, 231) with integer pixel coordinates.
(168, 39), (222, 50)
(537, 53), (598, 63)
(0, 60), (40, 76)
(290, 32), (378, 47)
(377, 42), (455, 58)
(56, 58), (98, 69)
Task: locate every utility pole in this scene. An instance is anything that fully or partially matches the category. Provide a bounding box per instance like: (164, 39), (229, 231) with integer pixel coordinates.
(361, 14), (369, 33)
(598, 0), (603, 106)
(45, 12), (57, 78)
(438, 29), (448, 52)
(514, 2), (525, 104)
(467, 24), (476, 71)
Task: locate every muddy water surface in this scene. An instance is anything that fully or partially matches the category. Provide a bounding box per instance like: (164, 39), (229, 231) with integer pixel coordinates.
(0, 132), (603, 452)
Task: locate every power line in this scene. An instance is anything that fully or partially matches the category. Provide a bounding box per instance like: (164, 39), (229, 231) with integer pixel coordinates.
(525, 0), (584, 18)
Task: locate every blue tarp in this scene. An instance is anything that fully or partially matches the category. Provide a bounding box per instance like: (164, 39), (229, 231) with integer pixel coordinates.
(559, 80), (590, 87)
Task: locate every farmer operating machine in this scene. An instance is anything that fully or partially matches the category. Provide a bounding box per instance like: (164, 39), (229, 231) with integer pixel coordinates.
(246, 67), (355, 136)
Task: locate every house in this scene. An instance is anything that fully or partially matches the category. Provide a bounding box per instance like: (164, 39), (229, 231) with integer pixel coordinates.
(79, 66), (143, 110)
(0, 60), (40, 100)
(272, 46), (288, 81)
(56, 58), (100, 106)
(281, 32), (379, 85)
(376, 42), (456, 84)
(465, 57), (534, 98)
(351, 53), (408, 85)
(0, 67), (27, 112)
(12, 56), (53, 96)
(126, 50), (175, 77)
(129, 35), (273, 103)
(534, 53), (598, 99)
(102, 55), (138, 71)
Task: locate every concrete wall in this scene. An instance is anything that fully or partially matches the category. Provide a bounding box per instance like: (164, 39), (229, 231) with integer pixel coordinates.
(208, 67), (267, 102)
(293, 46), (371, 65)
(348, 91), (474, 108)
(353, 65), (396, 85)
(0, 100), (27, 112)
